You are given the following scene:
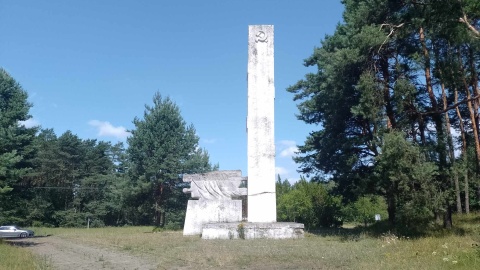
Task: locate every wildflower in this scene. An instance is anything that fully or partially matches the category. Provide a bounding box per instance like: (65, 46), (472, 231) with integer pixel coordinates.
(443, 257), (449, 262)
(432, 251), (437, 255)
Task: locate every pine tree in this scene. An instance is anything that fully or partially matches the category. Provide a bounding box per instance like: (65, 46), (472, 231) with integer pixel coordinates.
(127, 92), (215, 227)
(0, 68), (37, 224)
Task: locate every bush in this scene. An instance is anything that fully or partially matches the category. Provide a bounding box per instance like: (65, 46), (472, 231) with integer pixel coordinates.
(277, 179), (343, 229)
(90, 219), (105, 228)
(53, 210), (86, 227)
(317, 194), (343, 228)
(343, 195), (388, 226)
(31, 221), (54, 228)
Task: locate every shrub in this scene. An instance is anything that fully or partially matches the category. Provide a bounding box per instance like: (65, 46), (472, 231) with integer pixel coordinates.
(277, 179), (343, 229)
(343, 195), (388, 226)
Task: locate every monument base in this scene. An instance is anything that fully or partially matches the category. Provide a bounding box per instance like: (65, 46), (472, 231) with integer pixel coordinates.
(183, 200), (243, 236)
(201, 222), (304, 240)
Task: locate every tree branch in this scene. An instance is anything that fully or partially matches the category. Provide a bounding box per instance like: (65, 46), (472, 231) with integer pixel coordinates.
(420, 94), (480, 116)
(378, 23), (405, 52)
(459, 14), (480, 37)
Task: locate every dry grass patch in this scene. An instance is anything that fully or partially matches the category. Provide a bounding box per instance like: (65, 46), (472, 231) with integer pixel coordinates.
(0, 239), (51, 270)
(29, 214), (480, 269)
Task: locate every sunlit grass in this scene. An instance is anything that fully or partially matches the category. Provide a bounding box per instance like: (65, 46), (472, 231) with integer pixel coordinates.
(24, 213), (479, 269)
(0, 239), (51, 270)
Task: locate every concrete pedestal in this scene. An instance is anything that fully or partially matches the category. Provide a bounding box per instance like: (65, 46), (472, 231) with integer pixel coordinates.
(201, 222), (304, 240)
(183, 200), (243, 235)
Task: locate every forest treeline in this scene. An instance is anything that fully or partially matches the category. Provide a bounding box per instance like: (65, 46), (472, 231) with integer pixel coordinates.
(0, 69), (217, 229)
(2, 0), (480, 233)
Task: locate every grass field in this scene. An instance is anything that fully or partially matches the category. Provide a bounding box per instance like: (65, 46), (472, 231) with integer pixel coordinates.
(1, 213), (479, 269)
(0, 238), (51, 270)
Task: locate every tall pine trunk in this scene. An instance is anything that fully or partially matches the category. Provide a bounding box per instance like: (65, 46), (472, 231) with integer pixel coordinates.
(381, 58), (395, 129)
(460, 51), (480, 192)
(442, 81), (462, 213)
(419, 26), (451, 227)
(154, 184), (166, 227)
(387, 195), (396, 226)
(454, 89), (470, 213)
(469, 48), (480, 204)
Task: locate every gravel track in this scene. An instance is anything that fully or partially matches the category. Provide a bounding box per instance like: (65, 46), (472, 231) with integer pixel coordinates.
(8, 236), (159, 270)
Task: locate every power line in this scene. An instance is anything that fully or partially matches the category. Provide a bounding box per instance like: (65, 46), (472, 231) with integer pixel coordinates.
(27, 186), (105, 190)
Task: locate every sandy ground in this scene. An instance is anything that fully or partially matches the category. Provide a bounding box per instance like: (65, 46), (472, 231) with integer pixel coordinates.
(7, 236), (159, 270)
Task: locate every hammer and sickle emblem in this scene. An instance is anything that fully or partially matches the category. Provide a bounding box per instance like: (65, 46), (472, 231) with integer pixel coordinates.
(255, 31), (268, 43)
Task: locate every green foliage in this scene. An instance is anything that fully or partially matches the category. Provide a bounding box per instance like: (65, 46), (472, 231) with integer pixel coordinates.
(127, 92), (216, 226)
(343, 195), (387, 226)
(275, 174), (291, 197)
(128, 93), (200, 180)
(278, 188), (315, 225)
(21, 128), (133, 227)
(0, 68), (37, 225)
(237, 222), (245, 239)
(277, 178), (343, 229)
(0, 241), (45, 270)
(375, 131), (440, 227)
(3, 0), (479, 233)
(289, 0), (480, 229)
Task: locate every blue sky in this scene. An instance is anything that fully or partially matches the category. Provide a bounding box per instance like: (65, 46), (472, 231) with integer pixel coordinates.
(1, 0), (344, 182)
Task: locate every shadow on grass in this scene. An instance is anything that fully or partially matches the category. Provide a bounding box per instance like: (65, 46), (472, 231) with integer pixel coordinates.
(2, 235), (52, 248)
(307, 227), (365, 242)
(455, 214), (480, 225)
(5, 240), (40, 247)
(307, 222), (457, 241)
(307, 223), (400, 242)
(307, 213), (480, 241)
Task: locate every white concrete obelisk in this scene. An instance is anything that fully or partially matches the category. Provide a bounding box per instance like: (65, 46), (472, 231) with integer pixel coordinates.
(247, 25), (276, 223)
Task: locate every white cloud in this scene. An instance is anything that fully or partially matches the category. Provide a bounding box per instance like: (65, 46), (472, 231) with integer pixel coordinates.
(203, 138), (216, 144)
(275, 166), (289, 175)
(275, 140), (303, 183)
(275, 166), (301, 184)
(280, 146), (298, 158)
(88, 120), (131, 140)
(277, 140), (298, 158)
(18, 118), (40, 128)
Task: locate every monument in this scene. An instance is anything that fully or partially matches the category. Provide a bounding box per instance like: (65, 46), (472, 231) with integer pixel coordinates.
(183, 25), (304, 239)
(182, 170), (247, 235)
(247, 25), (276, 223)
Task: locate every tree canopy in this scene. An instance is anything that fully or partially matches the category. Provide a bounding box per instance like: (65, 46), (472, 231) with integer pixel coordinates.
(289, 0), (480, 228)
(0, 70), (217, 228)
(127, 93), (217, 227)
(3, 0), (480, 232)
(0, 68), (37, 223)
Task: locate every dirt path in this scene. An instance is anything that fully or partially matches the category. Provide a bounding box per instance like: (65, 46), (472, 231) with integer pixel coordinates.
(8, 236), (159, 270)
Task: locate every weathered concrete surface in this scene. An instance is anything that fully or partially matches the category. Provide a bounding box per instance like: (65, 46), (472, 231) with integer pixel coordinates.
(182, 170), (246, 236)
(201, 222), (304, 240)
(183, 170), (247, 200)
(183, 200), (243, 235)
(247, 25), (276, 223)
